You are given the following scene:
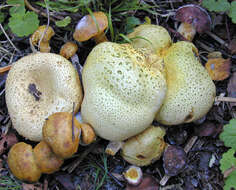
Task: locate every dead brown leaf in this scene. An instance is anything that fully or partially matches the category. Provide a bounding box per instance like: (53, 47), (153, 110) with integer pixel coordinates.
(205, 58), (231, 81)
(227, 72), (236, 107)
(0, 132), (18, 155)
(22, 183), (42, 190)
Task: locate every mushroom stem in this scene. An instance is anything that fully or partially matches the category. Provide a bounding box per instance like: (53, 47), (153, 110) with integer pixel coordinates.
(105, 141), (124, 156)
(0, 65), (11, 74)
(215, 96), (236, 103)
(177, 22), (196, 41)
(94, 33), (108, 44)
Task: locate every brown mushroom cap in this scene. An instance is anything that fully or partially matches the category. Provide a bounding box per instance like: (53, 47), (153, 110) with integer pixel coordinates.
(43, 112), (81, 159)
(5, 53), (83, 141)
(175, 4), (211, 33)
(73, 12), (108, 42)
(8, 142), (41, 182)
(60, 42), (78, 59)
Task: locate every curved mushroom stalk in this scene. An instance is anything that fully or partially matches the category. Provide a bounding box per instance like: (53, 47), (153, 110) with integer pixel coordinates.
(121, 125), (166, 166)
(81, 42), (167, 141)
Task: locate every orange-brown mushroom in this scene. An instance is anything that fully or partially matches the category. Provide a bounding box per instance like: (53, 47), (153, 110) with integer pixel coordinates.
(33, 141), (64, 174)
(80, 123), (96, 145)
(60, 42), (78, 59)
(43, 112), (81, 159)
(73, 12), (108, 44)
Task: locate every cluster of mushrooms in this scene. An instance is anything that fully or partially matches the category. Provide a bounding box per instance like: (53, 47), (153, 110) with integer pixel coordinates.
(5, 6), (216, 184)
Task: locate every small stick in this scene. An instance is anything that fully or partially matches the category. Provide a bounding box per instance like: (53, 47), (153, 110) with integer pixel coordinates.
(206, 31), (229, 48)
(0, 24), (20, 53)
(223, 166), (236, 178)
(62, 139), (100, 173)
(71, 102), (75, 142)
(160, 136), (198, 186)
(0, 65), (11, 74)
(215, 96), (236, 103)
(88, 155), (125, 188)
(24, 0), (57, 22)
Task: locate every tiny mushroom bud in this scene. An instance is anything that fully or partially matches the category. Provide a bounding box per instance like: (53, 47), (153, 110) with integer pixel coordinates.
(30, 25), (55, 52)
(73, 12), (108, 44)
(175, 4), (211, 41)
(80, 123), (96, 145)
(123, 165), (143, 186)
(60, 42), (78, 59)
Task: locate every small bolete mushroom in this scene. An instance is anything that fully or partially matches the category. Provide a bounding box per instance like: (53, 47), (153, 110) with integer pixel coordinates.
(175, 4), (211, 41)
(127, 24), (172, 56)
(30, 25), (55, 52)
(73, 12), (108, 44)
(155, 41), (216, 125)
(60, 42), (78, 60)
(43, 112), (81, 159)
(121, 126), (166, 166)
(81, 42), (167, 141)
(5, 53), (83, 141)
(33, 141), (64, 174)
(8, 142), (41, 182)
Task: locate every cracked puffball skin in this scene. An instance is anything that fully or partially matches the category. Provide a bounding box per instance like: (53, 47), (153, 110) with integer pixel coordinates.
(81, 42), (167, 141)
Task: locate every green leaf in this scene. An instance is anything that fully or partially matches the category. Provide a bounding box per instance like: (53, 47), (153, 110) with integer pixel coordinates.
(224, 170), (236, 190)
(229, 1), (236, 24)
(220, 149), (236, 173)
(124, 16), (141, 33)
(7, 0), (25, 17)
(55, 16), (71, 27)
(220, 119), (236, 150)
(202, 0), (230, 12)
(0, 12), (5, 23)
(8, 11), (39, 37)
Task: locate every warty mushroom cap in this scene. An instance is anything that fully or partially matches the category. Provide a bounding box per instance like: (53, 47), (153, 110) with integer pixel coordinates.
(73, 12), (108, 42)
(155, 41), (216, 125)
(5, 52), (83, 141)
(175, 4), (211, 33)
(127, 24), (172, 56)
(81, 42), (167, 141)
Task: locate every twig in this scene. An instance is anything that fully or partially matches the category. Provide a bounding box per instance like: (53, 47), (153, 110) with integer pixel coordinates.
(38, 0), (50, 52)
(24, 0), (57, 22)
(223, 166), (236, 178)
(71, 102), (75, 142)
(215, 96), (236, 103)
(206, 31), (229, 49)
(62, 139), (101, 173)
(88, 155), (125, 188)
(160, 136), (198, 186)
(0, 24), (20, 53)
(0, 65), (11, 74)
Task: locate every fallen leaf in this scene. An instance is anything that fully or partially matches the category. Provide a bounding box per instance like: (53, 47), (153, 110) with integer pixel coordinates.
(194, 122), (222, 137)
(205, 58), (231, 81)
(229, 39), (236, 55)
(163, 145), (187, 176)
(55, 173), (75, 190)
(227, 72), (236, 107)
(0, 132), (18, 155)
(126, 174), (159, 190)
(22, 183), (42, 190)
